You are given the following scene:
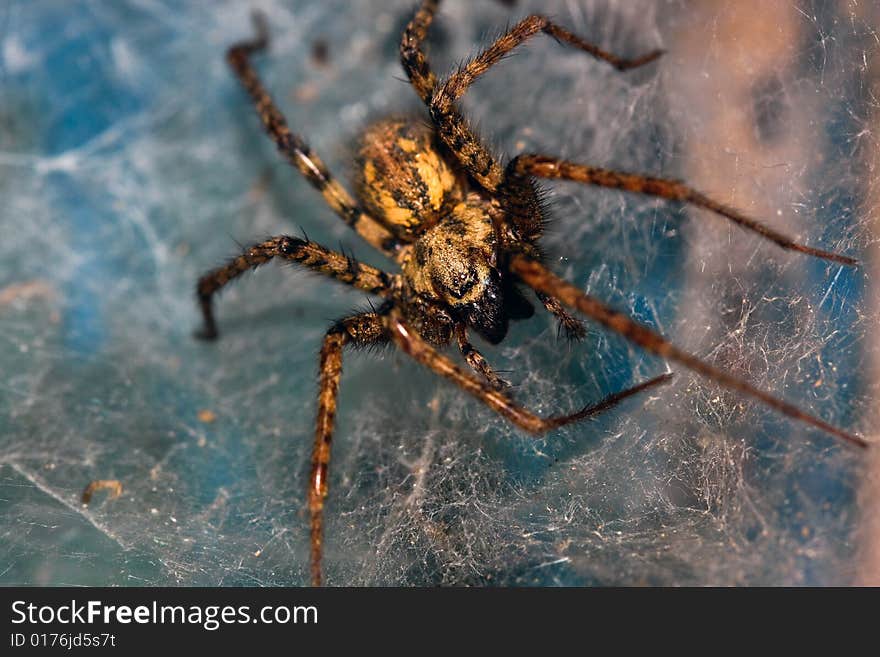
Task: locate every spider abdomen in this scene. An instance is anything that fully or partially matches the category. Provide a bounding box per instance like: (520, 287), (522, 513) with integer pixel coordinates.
(355, 118), (461, 238)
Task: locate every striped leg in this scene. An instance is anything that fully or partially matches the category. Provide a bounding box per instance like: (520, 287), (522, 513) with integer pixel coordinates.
(196, 235), (394, 340)
(411, 4), (662, 192)
(388, 311), (672, 434)
(455, 324), (507, 391)
(399, 0), (501, 192)
(509, 255), (868, 448)
(399, 0), (440, 102)
(311, 312), (388, 586)
(434, 13), (662, 107)
(505, 155), (857, 266)
(228, 13), (401, 255)
(535, 291), (587, 341)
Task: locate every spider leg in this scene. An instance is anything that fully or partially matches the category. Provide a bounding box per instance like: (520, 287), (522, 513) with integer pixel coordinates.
(196, 235), (394, 340)
(505, 155), (857, 266)
(509, 255), (869, 448)
(402, 0), (503, 191)
(405, 1), (661, 192)
(311, 312), (388, 586)
(400, 0), (440, 102)
(455, 324), (508, 391)
(388, 311), (672, 434)
(228, 12), (401, 255)
(535, 290), (587, 341)
(438, 14), (663, 102)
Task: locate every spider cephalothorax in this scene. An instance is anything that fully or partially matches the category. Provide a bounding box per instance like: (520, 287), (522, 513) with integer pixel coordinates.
(195, 1), (867, 586)
(401, 196), (507, 343)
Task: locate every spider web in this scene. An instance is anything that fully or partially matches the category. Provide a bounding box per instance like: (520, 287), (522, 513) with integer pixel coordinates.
(1, 0), (878, 586)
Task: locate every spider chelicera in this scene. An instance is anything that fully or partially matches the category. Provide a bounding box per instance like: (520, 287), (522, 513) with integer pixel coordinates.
(195, 0), (867, 586)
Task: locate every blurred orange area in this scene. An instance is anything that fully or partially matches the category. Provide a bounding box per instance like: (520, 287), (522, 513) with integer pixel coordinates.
(859, 2), (880, 587)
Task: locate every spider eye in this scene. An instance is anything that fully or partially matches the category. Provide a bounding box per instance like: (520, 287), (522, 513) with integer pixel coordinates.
(446, 269), (477, 300)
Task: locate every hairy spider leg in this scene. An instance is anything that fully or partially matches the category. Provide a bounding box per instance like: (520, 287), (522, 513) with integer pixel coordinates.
(535, 291), (587, 341)
(510, 255), (869, 449)
(228, 12), (402, 255)
(505, 155), (857, 266)
(435, 14), (663, 103)
(196, 235), (394, 340)
(455, 324), (508, 391)
(388, 311), (672, 434)
(312, 312), (388, 587)
(402, 1), (661, 194)
(400, 0), (440, 102)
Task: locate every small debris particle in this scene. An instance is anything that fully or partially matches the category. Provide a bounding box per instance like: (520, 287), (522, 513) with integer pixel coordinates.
(81, 479), (123, 505)
(0, 279), (56, 306)
(311, 38), (329, 66)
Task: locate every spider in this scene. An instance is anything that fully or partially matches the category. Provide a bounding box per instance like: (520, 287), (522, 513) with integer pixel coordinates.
(195, 0), (868, 586)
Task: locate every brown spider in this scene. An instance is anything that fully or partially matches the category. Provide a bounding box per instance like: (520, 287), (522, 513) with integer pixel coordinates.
(195, 0), (868, 586)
